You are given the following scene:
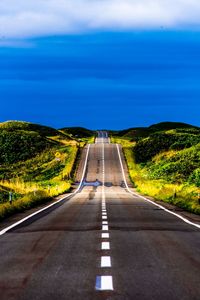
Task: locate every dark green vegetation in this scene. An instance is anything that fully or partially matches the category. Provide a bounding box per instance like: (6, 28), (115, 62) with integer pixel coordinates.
(0, 121), (94, 220)
(61, 126), (94, 138)
(112, 122), (199, 140)
(112, 122), (200, 214)
(0, 120), (62, 136)
(0, 129), (52, 164)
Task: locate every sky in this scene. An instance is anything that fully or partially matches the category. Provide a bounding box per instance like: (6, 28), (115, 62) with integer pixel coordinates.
(0, 0), (200, 129)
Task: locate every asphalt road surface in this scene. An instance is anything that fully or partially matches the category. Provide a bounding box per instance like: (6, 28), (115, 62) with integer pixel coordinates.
(0, 131), (200, 300)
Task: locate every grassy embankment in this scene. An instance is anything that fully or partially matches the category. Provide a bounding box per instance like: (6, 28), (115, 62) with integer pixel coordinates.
(0, 121), (94, 220)
(111, 122), (200, 214)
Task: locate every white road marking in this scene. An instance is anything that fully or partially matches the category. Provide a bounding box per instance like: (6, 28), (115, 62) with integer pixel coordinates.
(101, 145), (109, 223)
(96, 134), (114, 292)
(102, 221), (108, 225)
(102, 225), (109, 231)
(116, 144), (200, 230)
(0, 145), (92, 236)
(101, 256), (111, 267)
(95, 276), (113, 290)
(102, 233), (109, 238)
(101, 242), (110, 250)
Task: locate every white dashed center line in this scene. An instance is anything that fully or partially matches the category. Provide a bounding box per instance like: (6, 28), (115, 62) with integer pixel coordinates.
(101, 242), (110, 250)
(96, 135), (113, 292)
(95, 276), (113, 291)
(102, 225), (109, 231)
(102, 233), (109, 238)
(102, 221), (108, 225)
(101, 256), (111, 267)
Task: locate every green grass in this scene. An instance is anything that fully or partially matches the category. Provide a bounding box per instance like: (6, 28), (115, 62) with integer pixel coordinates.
(0, 144), (77, 220)
(0, 120), (95, 220)
(111, 121), (200, 141)
(0, 120), (66, 137)
(133, 131), (200, 163)
(60, 126), (95, 138)
(111, 127), (200, 215)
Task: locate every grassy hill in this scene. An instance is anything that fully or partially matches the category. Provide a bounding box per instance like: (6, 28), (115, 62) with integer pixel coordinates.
(112, 122), (200, 140)
(60, 127), (95, 143)
(61, 126), (94, 137)
(0, 120), (66, 136)
(1, 119), (199, 218)
(111, 122), (200, 214)
(0, 121), (94, 219)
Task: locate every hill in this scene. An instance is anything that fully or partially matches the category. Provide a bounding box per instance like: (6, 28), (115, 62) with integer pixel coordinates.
(111, 121), (200, 214)
(113, 122), (200, 140)
(0, 120), (93, 219)
(0, 121), (76, 164)
(0, 120), (61, 137)
(60, 127), (94, 138)
(148, 121), (198, 132)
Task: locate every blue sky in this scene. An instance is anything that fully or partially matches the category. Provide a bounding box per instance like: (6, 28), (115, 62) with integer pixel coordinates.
(0, 1), (200, 129)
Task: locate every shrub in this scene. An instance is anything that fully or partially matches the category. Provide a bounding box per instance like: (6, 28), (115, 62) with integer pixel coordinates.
(0, 130), (51, 164)
(189, 168), (200, 187)
(134, 133), (174, 163)
(134, 132), (200, 163)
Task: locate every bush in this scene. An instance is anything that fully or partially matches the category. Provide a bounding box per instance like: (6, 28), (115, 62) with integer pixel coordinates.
(189, 168), (200, 187)
(134, 132), (200, 163)
(170, 135), (200, 150)
(146, 144), (200, 182)
(0, 130), (51, 164)
(134, 133), (174, 163)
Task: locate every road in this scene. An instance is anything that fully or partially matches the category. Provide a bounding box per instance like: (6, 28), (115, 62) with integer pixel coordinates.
(0, 131), (200, 300)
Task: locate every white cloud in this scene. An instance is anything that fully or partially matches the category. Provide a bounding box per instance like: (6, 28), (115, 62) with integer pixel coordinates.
(0, 0), (200, 38)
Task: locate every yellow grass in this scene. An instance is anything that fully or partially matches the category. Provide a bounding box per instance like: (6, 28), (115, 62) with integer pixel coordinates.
(0, 178), (39, 194)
